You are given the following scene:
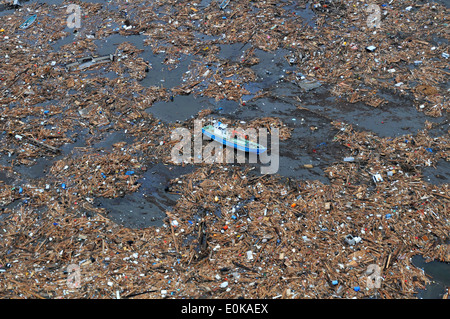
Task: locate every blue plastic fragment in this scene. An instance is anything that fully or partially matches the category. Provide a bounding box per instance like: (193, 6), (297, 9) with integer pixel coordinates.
(125, 171), (134, 175)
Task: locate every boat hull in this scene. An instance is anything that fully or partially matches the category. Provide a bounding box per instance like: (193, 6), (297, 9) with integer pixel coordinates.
(202, 126), (267, 154)
(19, 15), (37, 29)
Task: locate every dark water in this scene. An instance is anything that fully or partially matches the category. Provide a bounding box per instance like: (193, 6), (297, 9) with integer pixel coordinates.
(423, 160), (450, 185)
(412, 256), (450, 299)
(94, 162), (193, 228)
(146, 94), (212, 123)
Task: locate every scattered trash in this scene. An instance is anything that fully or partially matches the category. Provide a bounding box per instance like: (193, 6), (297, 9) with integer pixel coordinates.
(344, 235), (362, 246)
(0, 0), (447, 301)
(372, 173), (384, 183)
(220, 281), (229, 288)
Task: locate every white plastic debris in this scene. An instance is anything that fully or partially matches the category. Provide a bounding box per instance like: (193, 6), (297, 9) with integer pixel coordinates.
(246, 250), (254, 260)
(373, 174), (383, 183)
(345, 235), (362, 245)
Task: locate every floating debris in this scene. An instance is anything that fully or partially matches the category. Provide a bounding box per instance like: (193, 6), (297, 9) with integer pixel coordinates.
(65, 54), (115, 71)
(219, 0), (230, 10)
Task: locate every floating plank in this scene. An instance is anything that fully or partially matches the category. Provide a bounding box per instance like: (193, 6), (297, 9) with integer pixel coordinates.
(65, 54), (115, 71)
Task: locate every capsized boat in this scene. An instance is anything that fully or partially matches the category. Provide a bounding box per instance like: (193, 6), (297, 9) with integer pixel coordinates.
(202, 121), (267, 154)
(19, 15), (37, 29)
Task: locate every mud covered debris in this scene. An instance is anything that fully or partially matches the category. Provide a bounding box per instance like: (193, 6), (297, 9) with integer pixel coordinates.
(0, 0), (448, 299)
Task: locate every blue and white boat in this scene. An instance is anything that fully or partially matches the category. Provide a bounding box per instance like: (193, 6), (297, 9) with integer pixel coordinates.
(202, 121), (267, 154)
(19, 15), (37, 29)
